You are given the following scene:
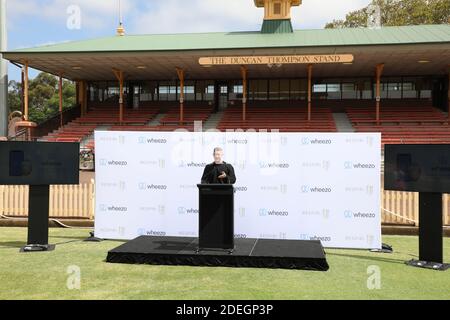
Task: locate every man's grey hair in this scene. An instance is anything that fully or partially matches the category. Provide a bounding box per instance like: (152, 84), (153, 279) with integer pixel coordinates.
(213, 147), (223, 154)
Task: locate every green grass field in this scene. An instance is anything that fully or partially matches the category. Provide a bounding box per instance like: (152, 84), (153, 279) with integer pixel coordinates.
(0, 227), (449, 300)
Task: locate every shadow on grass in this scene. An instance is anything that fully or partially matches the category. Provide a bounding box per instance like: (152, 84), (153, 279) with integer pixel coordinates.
(326, 252), (412, 265)
(0, 241), (27, 249)
(50, 235), (89, 241)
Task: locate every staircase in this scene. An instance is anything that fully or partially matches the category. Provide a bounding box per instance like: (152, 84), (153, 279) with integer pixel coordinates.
(148, 113), (166, 127)
(333, 113), (355, 132)
(202, 111), (224, 131)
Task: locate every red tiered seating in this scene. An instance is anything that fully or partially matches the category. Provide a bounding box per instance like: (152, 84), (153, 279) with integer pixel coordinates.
(217, 105), (337, 132)
(158, 106), (213, 126)
(41, 124), (97, 143)
(40, 106), (160, 147)
(345, 105), (450, 147)
(108, 125), (196, 132)
(71, 106), (159, 125)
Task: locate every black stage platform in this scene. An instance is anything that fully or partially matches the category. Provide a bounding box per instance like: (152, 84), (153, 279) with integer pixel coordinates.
(106, 236), (329, 271)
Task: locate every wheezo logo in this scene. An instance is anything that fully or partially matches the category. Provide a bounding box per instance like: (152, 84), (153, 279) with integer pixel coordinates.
(179, 161), (207, 168)
(300, 234), (332, 242)
(138, 183), (167, 190)
(259, 208), (288, 216)
(344, 210), (376, 219)
(344, 210), (353, 218)
(301, 137), (310, 145)
(227, 138), (248, 144)
(301, 185), (332, 193)
(99, 204), (127, 212)
(259, 162), (289, 169)
(344, 161), (376, 169)
(99, 159), (127, 166)
(138, 137), (167, 144)
(137, 229), (166, 236)
(301, 137), (332, 145)
(178, 207), (198, 215)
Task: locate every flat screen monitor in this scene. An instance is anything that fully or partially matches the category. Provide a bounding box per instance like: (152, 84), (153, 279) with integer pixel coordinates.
(0, 141), (79, 185)
(384, 144), (450, 193)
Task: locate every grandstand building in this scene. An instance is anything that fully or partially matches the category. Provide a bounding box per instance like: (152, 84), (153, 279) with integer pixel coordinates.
(2, 0), (450, 149)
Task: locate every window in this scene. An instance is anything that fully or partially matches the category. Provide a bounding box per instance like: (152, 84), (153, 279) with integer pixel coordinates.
(402, 81), (417, 99)
(326, 83), (341, 100)
(196, 81), (205, 101)
(361, 80), (372, 99)
(233, 85), (243, 94)
(280, 80), (290, 100)
(107, 85), (119, 97)
(273, 2), (281, 15)
(418, 78), (432, 99)
(159, 81), (177, 101)
(388, 81), (402, 99)
(255, 80), (268, 100)
(342, 83), (358, 99)
(230, 83), (243, 101)
(195, 81), (214, 101)
(313, 84), (327, 93)
(140, 81), (157, 101)
(290, 79), (307, 100)
(89, 84), (96, 102)
(269, 80), (280, 100)
(98, 82), (106, 102)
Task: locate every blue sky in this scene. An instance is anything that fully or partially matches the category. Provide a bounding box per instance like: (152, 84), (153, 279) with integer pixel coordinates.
(3, 0), (371, 82)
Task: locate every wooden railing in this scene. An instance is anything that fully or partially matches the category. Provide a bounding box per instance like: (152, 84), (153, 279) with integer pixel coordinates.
(0, 182), (449, 225)
(381, 191), (450, 226)
(0, 180), (95, 220)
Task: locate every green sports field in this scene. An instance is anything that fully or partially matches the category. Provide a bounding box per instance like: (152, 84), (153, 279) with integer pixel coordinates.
(0, 227), (448, 300)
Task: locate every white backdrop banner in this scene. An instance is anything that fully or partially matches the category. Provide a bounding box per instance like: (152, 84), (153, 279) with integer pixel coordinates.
(94, 130), (381, 249)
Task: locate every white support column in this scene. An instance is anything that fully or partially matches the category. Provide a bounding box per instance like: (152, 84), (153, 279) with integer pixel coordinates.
(0, 0), (8, 137)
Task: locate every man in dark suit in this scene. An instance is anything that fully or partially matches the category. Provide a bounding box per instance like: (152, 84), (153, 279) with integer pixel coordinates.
(201, 147), (236, 184)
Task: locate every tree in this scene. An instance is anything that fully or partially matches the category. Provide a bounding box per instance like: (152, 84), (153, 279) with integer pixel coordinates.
(8, 72), (76, 124)
(325, 0), (450, 28)
(7, 80), (22, 113)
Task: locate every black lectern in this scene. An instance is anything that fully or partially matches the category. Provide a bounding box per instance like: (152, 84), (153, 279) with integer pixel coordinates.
(384, 144), (450, 271)
(197, 184), (234, 252)
(0, 141), (79, 252)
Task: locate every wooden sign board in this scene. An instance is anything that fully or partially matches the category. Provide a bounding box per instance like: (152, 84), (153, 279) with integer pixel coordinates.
(199, 54), (354, 66)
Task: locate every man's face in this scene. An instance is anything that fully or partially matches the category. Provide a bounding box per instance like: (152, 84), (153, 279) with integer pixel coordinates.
(213, 150), (223, 163)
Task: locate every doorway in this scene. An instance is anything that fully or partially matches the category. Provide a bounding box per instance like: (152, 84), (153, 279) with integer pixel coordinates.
(216, 84), (229, 111)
